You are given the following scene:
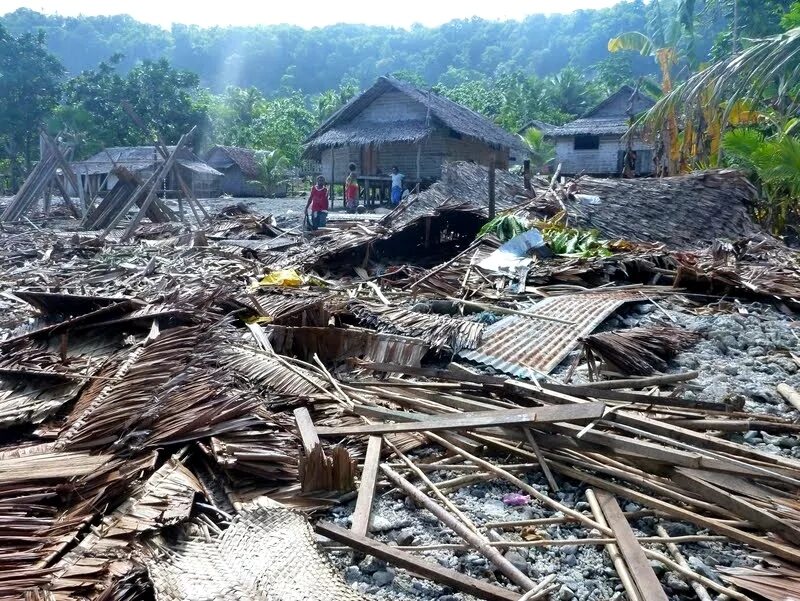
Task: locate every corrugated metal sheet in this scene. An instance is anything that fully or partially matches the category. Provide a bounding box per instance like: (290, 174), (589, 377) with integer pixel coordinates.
(458, 292), (633, 377)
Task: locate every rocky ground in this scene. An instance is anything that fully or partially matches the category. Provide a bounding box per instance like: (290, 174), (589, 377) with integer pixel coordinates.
(322, 298), (800, 600)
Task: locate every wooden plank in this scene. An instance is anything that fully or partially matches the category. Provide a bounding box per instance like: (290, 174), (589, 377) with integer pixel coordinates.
(541, 382), (728, 412)
(550, 461), (800, 564)
(316, 403), (606, 437)
(594, 490), (669, 601)
(610, 412), (800, 474)
(355, 361), (506, 385)
(316, 522), (520, 601)
(673, 468), (800, 545)
(583, 371), (698, 390)
(293, 407), (321, 455)
(351, 436), (382, 536)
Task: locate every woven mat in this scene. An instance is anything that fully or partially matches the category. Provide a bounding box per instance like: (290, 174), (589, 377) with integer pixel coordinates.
(145, 503), (366, 601)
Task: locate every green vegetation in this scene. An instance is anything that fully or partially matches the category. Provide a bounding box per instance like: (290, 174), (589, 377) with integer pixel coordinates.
(249, 150), (291, 197)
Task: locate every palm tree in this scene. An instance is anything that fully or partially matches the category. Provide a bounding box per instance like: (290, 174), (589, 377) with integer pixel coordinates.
(608, 0), (698, 174)
(249, 149), (290, 197)
(518, 128), (556, 173)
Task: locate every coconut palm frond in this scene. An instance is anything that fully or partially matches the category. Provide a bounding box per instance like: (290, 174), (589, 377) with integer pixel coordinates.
(641, 27), (800, 134)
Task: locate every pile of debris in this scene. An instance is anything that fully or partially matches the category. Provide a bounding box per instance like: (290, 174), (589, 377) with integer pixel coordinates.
(1, 161), (800, 601)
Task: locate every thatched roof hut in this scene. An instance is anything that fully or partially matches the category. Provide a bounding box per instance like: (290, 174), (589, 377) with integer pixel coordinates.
(528, 85), (657, 177)
(303, 76), (524, 189)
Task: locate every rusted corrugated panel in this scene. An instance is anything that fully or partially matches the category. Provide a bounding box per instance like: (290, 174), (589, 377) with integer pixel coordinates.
(458, 292), (632, 377)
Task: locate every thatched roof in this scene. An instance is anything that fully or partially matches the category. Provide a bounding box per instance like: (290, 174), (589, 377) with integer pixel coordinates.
(560, 170), (759, 248)
(541, 85), (656, 138)
(205, 146), (263, 179)
(381, 161), (530, 233)
(382, 162), (761, 248)
(72, 146), (221, 177)
(305, 76), (522, 153)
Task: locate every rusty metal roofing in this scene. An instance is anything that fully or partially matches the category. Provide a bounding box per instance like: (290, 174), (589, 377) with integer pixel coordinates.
(458, 292), (633, 377)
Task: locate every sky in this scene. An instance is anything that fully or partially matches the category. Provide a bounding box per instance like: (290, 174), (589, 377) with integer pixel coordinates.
(0, 0), (618, 29)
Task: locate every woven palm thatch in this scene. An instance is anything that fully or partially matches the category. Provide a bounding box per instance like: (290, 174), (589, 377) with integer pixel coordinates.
(349, 301), (485, 353)
(57, 326), (257, 452)
(583, 325), (703, 376)
(145, 503), (366, 601)
(304, 76), (521, 153)
(34, 459), (202, 600)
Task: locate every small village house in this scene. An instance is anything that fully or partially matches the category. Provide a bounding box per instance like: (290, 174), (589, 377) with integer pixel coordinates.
(303, 76), (523, 198)
(529, 85), (656, 177)
(71, 146), (222, 198)
(204, 145), (271, 197)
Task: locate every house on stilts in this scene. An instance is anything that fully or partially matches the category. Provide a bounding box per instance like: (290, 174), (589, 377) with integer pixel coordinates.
(303, 76), (523, 201)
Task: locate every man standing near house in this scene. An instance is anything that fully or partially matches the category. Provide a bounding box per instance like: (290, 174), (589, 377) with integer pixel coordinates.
(390, 166), (404, 206)
(306, 175), (329, 230)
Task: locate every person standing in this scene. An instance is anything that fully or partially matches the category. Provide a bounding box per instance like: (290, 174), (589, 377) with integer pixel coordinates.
(306, 175), (329, 230)
(345, 168), (359, 212)
(390, 166), (404, 206)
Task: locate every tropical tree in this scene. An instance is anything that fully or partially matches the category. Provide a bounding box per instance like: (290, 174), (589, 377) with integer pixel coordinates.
(519, 128), (556, 172)
(723, 125), (800, 232)
(249, 149), (291, 197)
(607, 0), (700, 174)
(0, 24), (64, 189)
(641, 24), (800, 172)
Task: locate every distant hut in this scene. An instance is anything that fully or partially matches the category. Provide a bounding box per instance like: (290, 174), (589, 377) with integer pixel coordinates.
(526, 85), (656, 177)
(303, 76), (523, 196)
(204, 145), (273, 197)
(71, 146), (222, 198)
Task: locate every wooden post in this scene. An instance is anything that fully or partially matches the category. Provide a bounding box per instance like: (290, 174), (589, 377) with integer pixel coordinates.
(488, 154), (496, 219)
(523, 159), (531, 190)
(330, 149), (336, 203)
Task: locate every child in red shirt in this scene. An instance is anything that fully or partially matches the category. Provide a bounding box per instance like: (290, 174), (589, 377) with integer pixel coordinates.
(306, 176), (329, 230)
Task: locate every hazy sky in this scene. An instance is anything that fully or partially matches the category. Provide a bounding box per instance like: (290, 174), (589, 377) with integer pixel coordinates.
(0, 0), (618, 28)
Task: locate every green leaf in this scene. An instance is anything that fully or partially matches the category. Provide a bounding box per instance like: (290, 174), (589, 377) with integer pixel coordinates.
(608, 32), (655, 56)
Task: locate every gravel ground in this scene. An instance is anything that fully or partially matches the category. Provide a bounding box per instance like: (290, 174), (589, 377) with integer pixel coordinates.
(322, 298), (800, 601)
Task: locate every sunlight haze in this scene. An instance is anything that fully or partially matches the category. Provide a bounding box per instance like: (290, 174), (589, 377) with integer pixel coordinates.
(1, 0), (618, 28)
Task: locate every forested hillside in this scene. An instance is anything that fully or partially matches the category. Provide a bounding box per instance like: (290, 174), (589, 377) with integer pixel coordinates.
(0, 1), (749, 94)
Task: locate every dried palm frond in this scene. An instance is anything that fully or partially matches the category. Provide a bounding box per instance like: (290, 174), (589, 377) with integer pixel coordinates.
(349, 301), (484, 353)
(225, 345), (329, 400)
(583, 325), (702, 376)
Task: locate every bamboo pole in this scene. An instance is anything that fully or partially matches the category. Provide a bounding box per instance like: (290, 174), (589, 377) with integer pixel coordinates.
(383, 437), (480, 534)
(655, 525), (713, 601)
(380, 464), (536, 592)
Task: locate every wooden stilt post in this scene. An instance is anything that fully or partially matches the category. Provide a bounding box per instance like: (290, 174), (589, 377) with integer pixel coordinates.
(488, 154), (496, 219)
(523, 159), (531, 190)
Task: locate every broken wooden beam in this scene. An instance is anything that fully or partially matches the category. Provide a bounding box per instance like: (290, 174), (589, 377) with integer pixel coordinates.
(293, 406), (321, 456)
(316, 403), (605, 437)
(672, 468), (800, 545)
(583, 371), (698, 390)
(351, 435), (382, 536)
(585, 489), (642, 601)
(594, 489), (669, 601)
(316, 522), (520, 601)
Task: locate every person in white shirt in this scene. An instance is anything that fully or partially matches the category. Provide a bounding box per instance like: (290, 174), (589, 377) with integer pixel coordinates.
(390, 166), (404, 205)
